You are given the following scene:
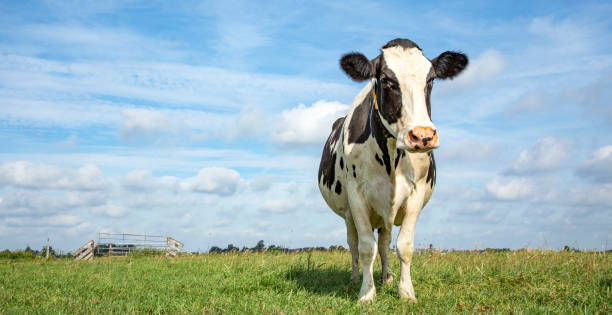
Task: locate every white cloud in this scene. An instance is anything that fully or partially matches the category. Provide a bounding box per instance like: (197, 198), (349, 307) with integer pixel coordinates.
(271, 100), (349, 145)
(14, 23), (185, 61)
(211, 2), (269, 57)
(562, 184), (612, 208)
(485, 176), (536, 200)
(0, 54), (356, 119)
(182, 167), (241, 196)
(65, 191), (107, 208)
(437, 138), (499, 163)
(91, 204), (129, 218)
(249, 175), (280, 192)
(507, 90), (554, 114)
(120, 108), (171, 142)
(528, 17), (594, 54)
(506, 137), (570, 174)
(447, 49), (505, 87)
(259, 199), (298, 214)
(0, 190), (62, 215)
(122, 170), (155, 191)
(224, 105), (268, 140)
(43, 214), (83, 226)
(3, 214), (83, 227)
(0, 161), (107, 190)
(576, 145), (612, 183)
(56, 134), (78, 148)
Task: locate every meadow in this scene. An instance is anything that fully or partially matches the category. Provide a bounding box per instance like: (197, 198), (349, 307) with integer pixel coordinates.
(1, 250), (610, 313)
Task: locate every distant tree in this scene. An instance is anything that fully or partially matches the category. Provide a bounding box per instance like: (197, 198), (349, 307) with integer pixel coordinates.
(266, 244), (289, 253)
(224, 244), (239, 253)
(329, 245), (346, 251)
(25, 245), (32, 253)
(254, 240), (265, 252)
(0, 249), (11, 258)
(209, 246), (222, 254)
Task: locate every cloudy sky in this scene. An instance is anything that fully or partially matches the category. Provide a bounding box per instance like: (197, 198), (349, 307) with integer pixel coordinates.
(1, 1), (611, 252)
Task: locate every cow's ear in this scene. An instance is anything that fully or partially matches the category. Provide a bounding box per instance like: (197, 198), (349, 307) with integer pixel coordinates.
(431, 51), (468, 79)
(340, 52), (375, 82)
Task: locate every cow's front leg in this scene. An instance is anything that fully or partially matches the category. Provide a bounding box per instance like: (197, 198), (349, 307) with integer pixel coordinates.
(396, 211), (420, 303)
(344, 213), (360, 283)
(377, 226), (393, 284)
(349, 195), (377, 302)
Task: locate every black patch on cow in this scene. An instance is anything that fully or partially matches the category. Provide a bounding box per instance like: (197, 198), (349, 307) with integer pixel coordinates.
(339, 157), (344, 169)
(318, 117), (345, 189)
(347, 91), (373, 144)
(382, 38), (421, 51)
(352, 165), (356, 178)
(340, 52), (375, 82)
(394, 149), (405, 168)
(372, 99), (393, 175)
(334, 180), (342, 194)
(375, 153), (384, 166)
(431, 51), (468, 79)
(376, 58), (402, 125)
(426, 152), (436, 188)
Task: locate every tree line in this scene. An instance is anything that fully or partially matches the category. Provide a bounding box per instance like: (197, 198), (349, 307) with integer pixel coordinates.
(207, 240), (347, 254)
(0, 245), (73, 259)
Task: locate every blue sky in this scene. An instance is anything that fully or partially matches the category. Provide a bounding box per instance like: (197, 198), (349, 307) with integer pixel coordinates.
(1, 1), (611, 252)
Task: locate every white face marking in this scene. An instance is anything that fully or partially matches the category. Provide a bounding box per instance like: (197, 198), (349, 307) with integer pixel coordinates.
(381, 46), (435, 147)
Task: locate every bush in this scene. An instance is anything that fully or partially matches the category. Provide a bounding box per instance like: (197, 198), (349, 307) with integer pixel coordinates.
(0, 249), (36, 260)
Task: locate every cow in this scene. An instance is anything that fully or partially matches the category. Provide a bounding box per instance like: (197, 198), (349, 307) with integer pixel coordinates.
(318, 38), (468, 302)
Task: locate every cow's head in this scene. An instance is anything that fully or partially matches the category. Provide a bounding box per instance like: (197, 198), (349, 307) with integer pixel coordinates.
(340, 38), (468, 152)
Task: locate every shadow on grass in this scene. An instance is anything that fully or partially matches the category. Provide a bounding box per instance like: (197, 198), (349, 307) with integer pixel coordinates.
(285, 265), (359, 299)
(285, 266), (389, 300)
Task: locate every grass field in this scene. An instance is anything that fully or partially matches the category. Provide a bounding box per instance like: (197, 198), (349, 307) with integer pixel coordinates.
(1, 250), (610, 313)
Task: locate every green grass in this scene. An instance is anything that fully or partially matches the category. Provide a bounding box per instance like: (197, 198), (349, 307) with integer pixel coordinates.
(1, 250), (610, 313)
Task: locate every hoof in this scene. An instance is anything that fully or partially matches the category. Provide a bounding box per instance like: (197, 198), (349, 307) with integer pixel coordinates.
(399, 295), (418, 303)
(399, 289), (417, 303)
(358, 290), (376, 302)
(381, 274), (393, 285)
(358, 286), (376, 302)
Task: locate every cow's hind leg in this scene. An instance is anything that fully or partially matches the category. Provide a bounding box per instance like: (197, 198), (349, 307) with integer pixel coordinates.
(377, 226), (393, 284)
(348, 193), (377, 302)
(345, 212), (360, 283)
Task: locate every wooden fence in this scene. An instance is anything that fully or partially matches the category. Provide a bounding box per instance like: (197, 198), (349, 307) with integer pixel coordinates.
(166, 237), (184, 257)
(95, 233), (184, 257)
(74, 240), (94, 261)
(73, 233), (184, 261)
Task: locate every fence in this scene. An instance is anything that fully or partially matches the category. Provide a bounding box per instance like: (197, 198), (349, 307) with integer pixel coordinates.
(95, 233), (183, 257)
(166, 237), (184, 257)
(74, 240), (94, 261)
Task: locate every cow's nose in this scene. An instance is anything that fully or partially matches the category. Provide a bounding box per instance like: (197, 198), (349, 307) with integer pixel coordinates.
(407, 126), (439, 151)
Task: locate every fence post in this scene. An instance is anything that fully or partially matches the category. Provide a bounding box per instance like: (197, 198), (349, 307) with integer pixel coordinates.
(45, 237), (50, 259)
(166, 237), (171, 257)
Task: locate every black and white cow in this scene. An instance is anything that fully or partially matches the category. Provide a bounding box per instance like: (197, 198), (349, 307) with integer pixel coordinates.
(318, 38), (467, 302)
